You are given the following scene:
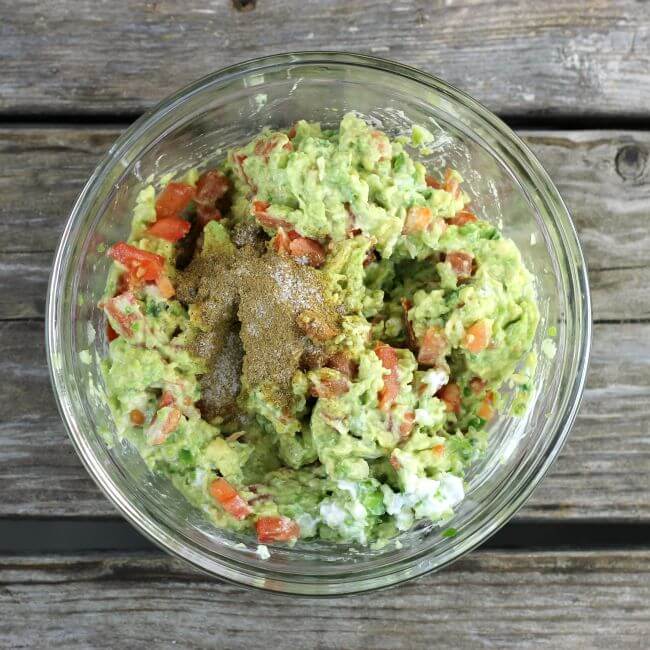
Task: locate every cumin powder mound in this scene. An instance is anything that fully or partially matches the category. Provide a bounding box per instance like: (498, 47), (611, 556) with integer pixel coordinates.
(176, 242), (340, 415)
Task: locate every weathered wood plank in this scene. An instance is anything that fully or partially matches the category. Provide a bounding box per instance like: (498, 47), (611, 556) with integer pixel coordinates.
(1, 320), (648, 519)
(2, 251), (647, 322)
(0, 551), (648, 648)
(2, 127), (649, 273)
(1, 129), (648, 520)
(2, 1), (650, 118)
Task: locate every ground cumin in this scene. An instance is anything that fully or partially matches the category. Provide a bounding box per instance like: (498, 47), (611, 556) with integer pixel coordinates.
(176, 238), (340, 416)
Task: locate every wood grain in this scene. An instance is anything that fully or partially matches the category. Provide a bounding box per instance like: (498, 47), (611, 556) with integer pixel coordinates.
(1, 320), (648, 519)
(3, 127), (649, 271)
(1, 129), (648, 519)
(0, 551), (648, 648)
(2, 1), (650, 118)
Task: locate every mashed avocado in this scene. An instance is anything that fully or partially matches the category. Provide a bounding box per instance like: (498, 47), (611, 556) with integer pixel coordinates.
(100, 114), (539, 547)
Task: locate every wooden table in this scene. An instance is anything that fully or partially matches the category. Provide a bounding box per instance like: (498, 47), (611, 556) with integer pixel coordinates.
(1, 1), (649, 647)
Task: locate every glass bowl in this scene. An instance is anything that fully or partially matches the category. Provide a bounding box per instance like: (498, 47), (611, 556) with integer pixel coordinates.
(46, 52), (591, 595)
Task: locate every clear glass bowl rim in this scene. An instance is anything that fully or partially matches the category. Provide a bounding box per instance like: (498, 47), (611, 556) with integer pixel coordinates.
(46, 51), (592, 596)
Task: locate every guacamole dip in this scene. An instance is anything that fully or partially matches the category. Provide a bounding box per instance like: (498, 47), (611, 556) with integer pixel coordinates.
(100, 114), (539, 547)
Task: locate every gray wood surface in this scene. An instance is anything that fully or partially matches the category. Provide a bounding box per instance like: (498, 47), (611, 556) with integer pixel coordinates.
(1, 550), (648, 648)
(3, 319), (648, 519)
(2, 1), (650, 118)
(0, 128), (649, 520)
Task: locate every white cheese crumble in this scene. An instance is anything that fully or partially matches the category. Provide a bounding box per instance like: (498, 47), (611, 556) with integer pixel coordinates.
(541, 337), (557, 359)
(256, 544), (270, 560)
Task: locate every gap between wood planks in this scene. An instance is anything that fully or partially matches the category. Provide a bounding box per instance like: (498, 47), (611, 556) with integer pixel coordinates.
(1, 113), (650, 132)
(0, 518), (648, 554)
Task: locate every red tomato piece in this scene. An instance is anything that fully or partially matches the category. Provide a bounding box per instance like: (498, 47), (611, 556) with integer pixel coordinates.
(103, 292), (143, 339)
(444, 169), (461, 199)
(449, 210), (478, 227)
(470, 377), (487, 394)
(310, 376), (350, 399)
(209, 478), (252, 520)
(374, 343), (400, 411)
(155, 182), (195, 220)
(146, 407), (182, 445)
(272, 227), (292, 255)
(425, 174), (443, 189)
(147, 217), (191, 242)
(195, 170), (230, 207)
(463, 320), (491, 354)
(326, 352), (358, 379)
(399, 411), (416, 440)
(437, 382), (461, 414)
(156, 274), (175, 299)
(107, 242), (165, 283)
(159, 391), (175, 408)
(477, 395), (495, 421)
(432, 443), (446, 457)
(403, 206), (433, 234)
(256, 516), (300, 543)
(196, 205), (222, 227)
(417, 326), (448, 366)
(288, 237), (326, 267)
(445, 251), (475, 280)
(107, 322), (119, 341)
(252, 200), (294, 230)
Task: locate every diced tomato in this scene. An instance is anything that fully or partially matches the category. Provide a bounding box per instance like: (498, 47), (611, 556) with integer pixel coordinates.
(256, 516), (300, 543)
(403, 206), (433, 234)
(254, 138), (276, 157)
(444, 169), (461, 199)
(129, 409), (145, 426)
(232, 152), (251, 186)
(147, 217), (191, 242)
(103, 292), (143, 339)
(449, 210), (478, 227)
(437, 382), (461, 414)
(370, 130), (391, 160)
(389, 453), (401, 471)
(146, 407), (182, 445)
(477, 395), (495, 420)
(197, 205), (222, 227)
(159, 391), (175, 408)
(432, 443), (446, 457)
(289, 237), (326, 267)
(155, 182), (195, 220)
(196, 170), (230, 205)
(470, 377), (487, 394)
(209, 478), (252, 520)
(107, 242), (165, 283)
(310, 376), (350, 398)
(425, 174), (443, 189)
(287, 125), (297, 139)
(296, 311), (338, 342)
(273, 227), (292, 255)
(326, 352), (358, 379)
(445, 251), (474, 280)
(399, 411), (416, 440)
(463, 319), (491, 354)
(374, 343), (400, 411)
(107, 322), (119, 341)
(417, 326), (448, 366)
(252, 200), (294, 230)
(156, 274), (175, 299)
